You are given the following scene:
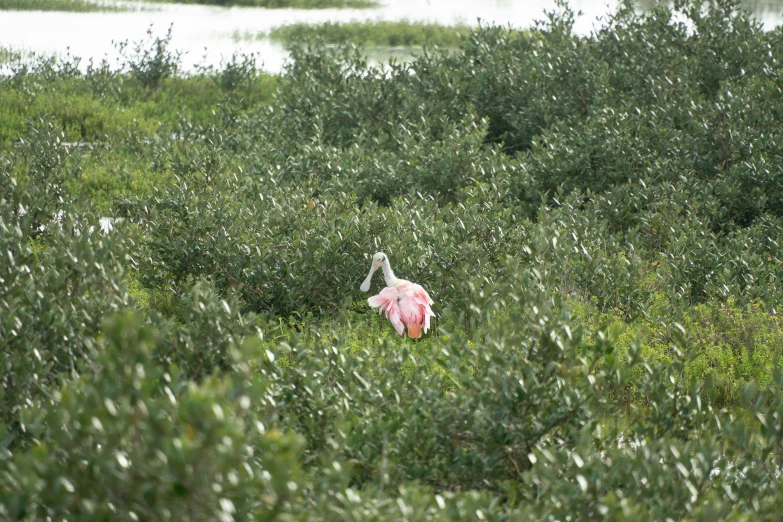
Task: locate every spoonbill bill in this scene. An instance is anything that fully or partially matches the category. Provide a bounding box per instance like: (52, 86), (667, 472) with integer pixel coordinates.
(360, 252), (435, 338)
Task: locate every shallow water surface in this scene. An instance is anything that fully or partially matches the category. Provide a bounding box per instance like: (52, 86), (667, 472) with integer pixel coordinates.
(1, 0), (782, 73)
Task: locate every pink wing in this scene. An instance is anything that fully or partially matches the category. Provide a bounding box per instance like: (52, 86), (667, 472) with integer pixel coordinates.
(396, 281), (436, 333)
(368, 287), (405, 335)
(412, 283), (435, 332)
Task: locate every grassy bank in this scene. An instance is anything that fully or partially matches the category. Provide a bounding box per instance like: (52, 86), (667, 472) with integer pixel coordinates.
(0, 0), (378, 9)
(263, 20), (473, 47)
(138, 0), (377, 8)
(0, 0), (123, 11)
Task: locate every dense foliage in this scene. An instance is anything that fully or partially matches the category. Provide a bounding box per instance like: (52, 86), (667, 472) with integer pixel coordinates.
(3, 0), (783, 519)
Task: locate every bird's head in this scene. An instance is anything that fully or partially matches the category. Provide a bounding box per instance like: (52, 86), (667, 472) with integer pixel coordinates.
(360, 252), (388, 292)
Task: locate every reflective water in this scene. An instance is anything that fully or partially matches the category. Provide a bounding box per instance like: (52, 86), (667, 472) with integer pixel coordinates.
(1, 0), (782, 73)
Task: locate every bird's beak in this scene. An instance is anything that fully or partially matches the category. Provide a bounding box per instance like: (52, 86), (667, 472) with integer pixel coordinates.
(360, 259), (380, 292)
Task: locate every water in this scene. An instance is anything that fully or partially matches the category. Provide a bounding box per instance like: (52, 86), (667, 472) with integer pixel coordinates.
(1, 0), (782, 73)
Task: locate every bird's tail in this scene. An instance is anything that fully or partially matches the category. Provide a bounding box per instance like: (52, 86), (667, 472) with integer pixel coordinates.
(407, 324), (422, 339)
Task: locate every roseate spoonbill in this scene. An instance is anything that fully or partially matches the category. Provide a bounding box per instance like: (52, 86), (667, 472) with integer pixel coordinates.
(360, 252), (435, 338)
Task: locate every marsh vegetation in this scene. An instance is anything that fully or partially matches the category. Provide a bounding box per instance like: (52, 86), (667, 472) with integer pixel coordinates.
(0, 0), (375, 9)
(137, 0), (378, 7)
(261, 21), (472, 48)
(3, 1), (783, 520)
(0, 0), (122, 11)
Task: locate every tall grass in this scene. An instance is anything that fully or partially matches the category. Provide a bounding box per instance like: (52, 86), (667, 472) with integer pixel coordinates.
(0, 46), (22, 64)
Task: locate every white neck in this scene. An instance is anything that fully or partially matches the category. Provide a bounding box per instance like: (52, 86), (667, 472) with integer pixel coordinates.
(381, 259), (400, 287)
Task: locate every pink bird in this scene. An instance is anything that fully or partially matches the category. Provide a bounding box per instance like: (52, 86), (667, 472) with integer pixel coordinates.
(360, 252), (435, 338)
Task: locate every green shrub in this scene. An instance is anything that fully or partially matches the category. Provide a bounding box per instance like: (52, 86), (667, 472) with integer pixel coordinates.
(150, 278), (263, 381)
(117, 26), (180, 91)
(0, 120), (132, 446)
(0, 313), (302, 521)
(125, 176), (527, 319)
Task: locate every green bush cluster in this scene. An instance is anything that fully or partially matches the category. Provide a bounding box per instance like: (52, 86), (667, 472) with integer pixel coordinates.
(0, 39), (278, 212)
(1, 119), (130, 444)
(1, 313), (302, 520)
(4, 0), (783, 519)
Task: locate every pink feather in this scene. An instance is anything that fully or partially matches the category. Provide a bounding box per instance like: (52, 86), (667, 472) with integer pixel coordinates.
(368, 280), (435, 337)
